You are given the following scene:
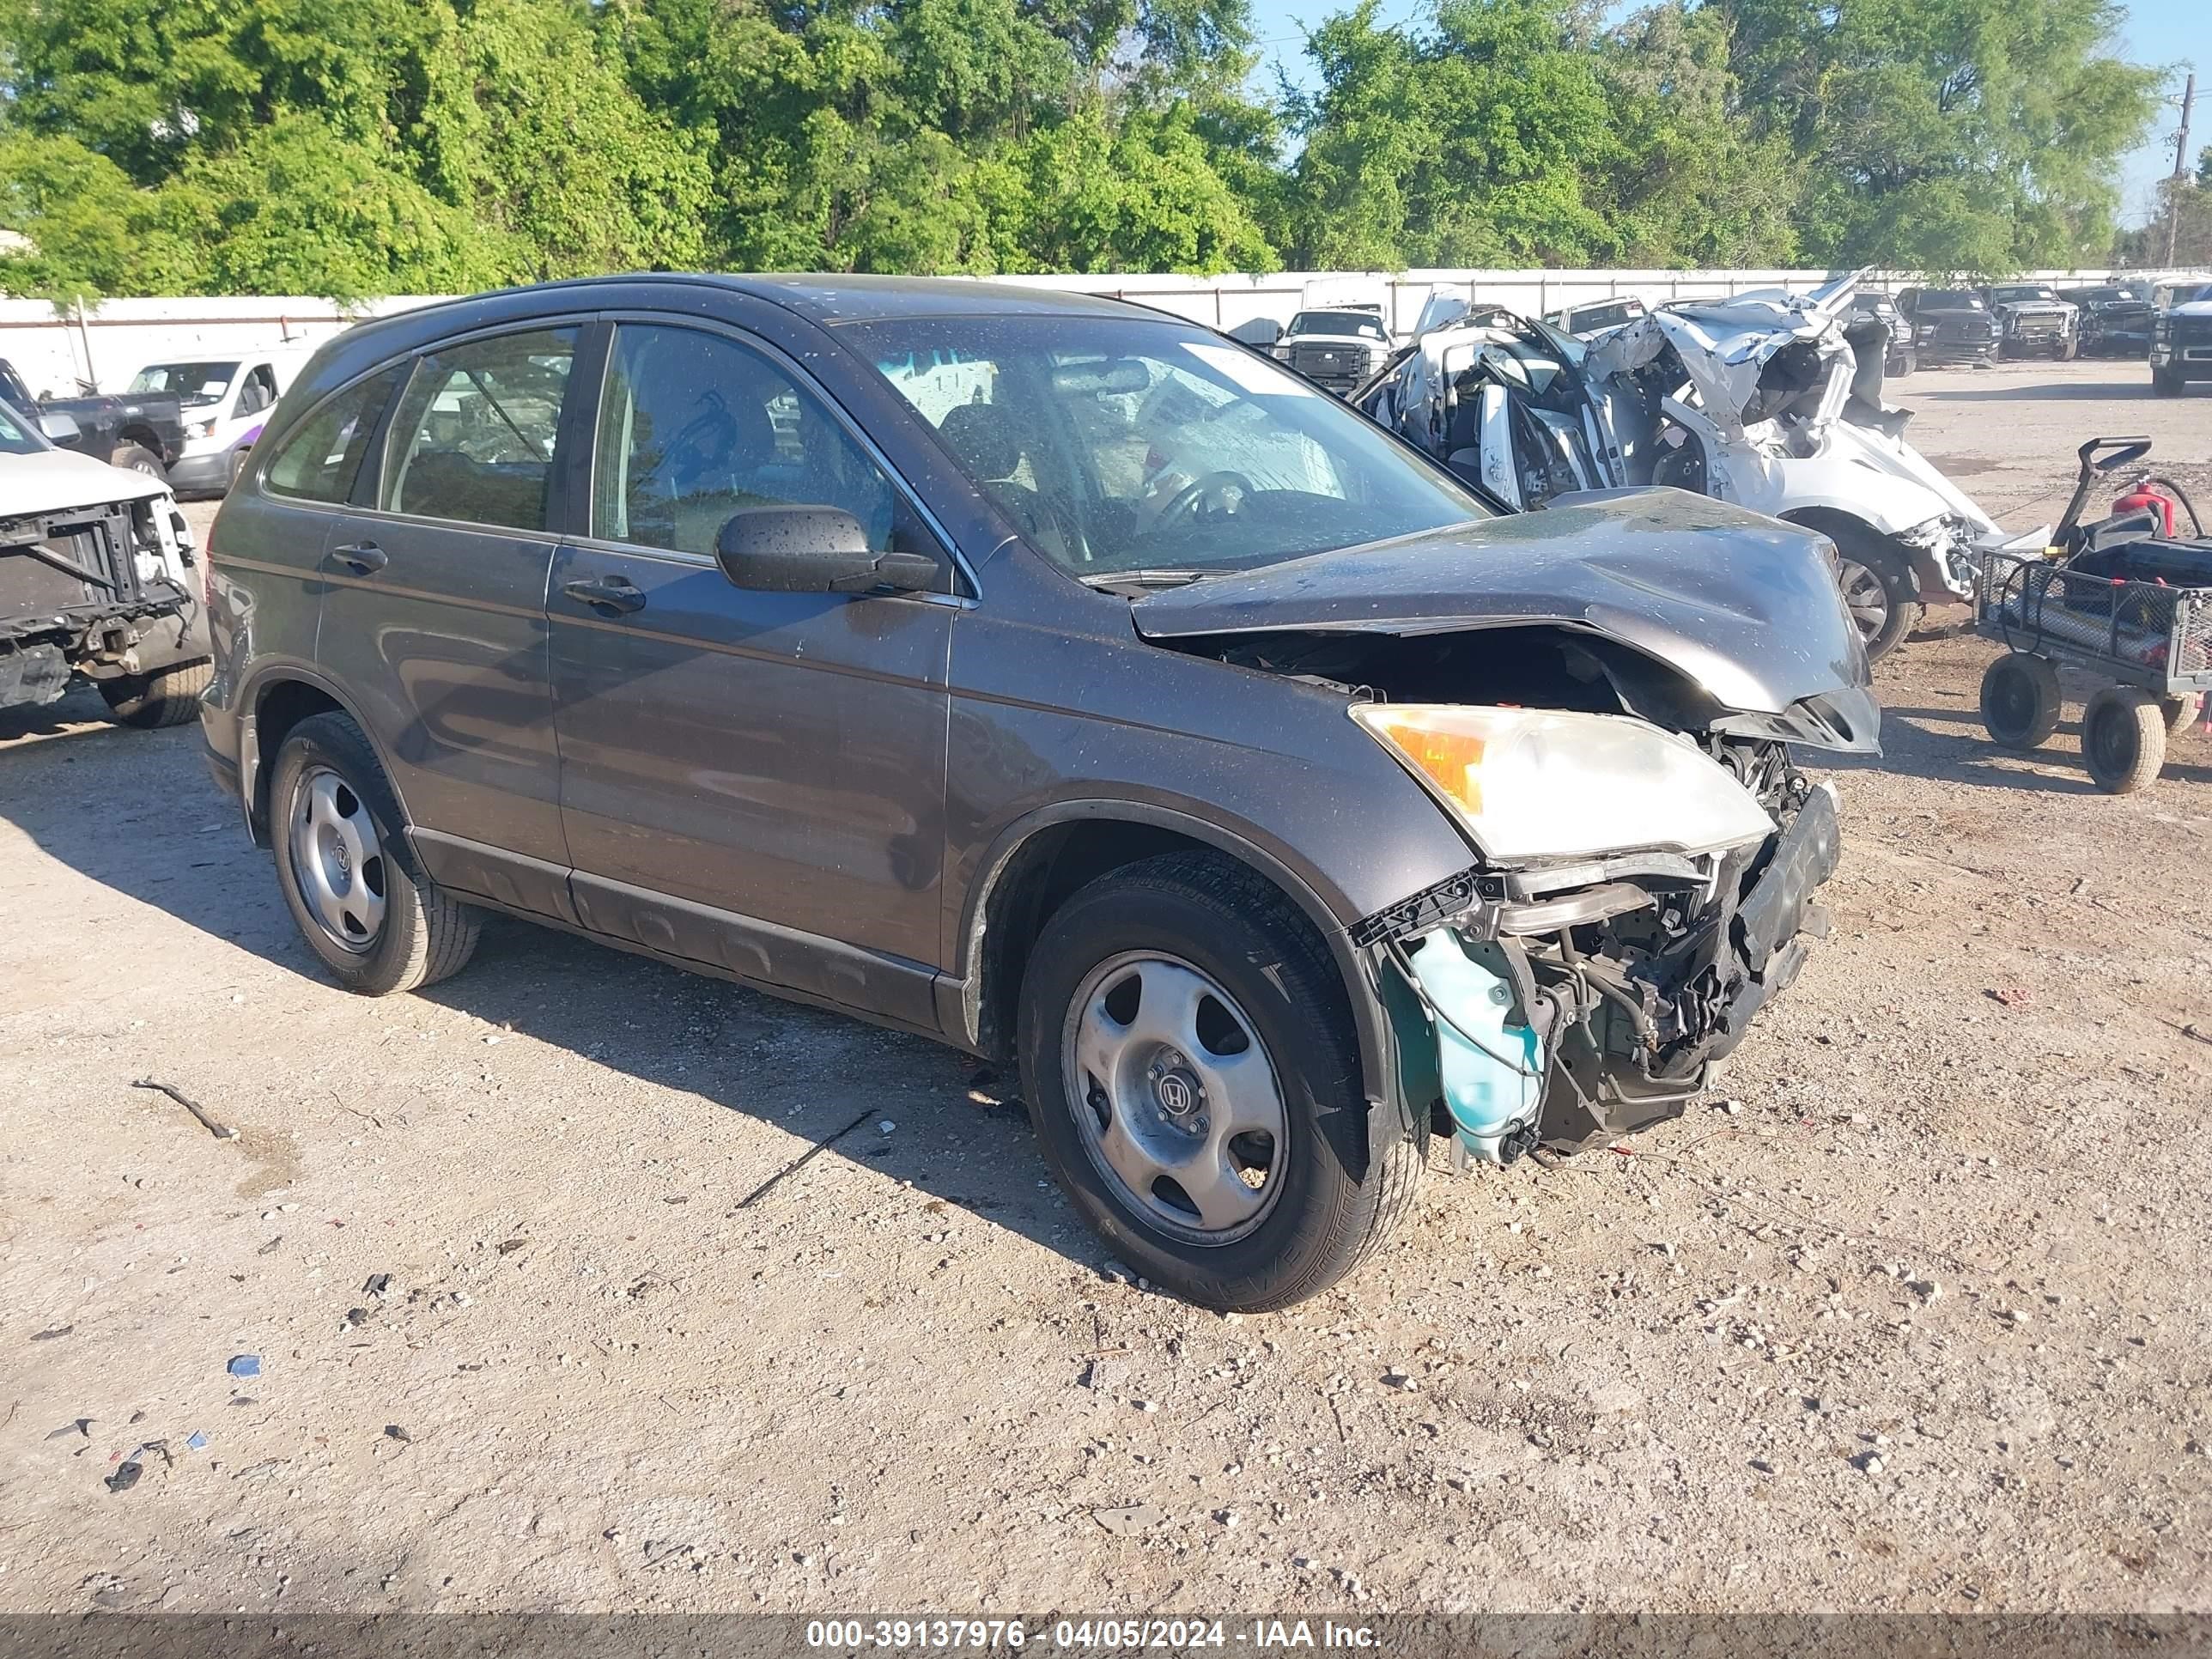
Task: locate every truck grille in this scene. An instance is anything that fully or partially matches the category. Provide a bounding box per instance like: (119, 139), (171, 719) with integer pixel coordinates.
(1289, 344), (1369, 382)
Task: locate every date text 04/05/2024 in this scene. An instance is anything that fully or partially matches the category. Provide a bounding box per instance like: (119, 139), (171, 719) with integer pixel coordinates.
(802, 1620), (1382, 1650)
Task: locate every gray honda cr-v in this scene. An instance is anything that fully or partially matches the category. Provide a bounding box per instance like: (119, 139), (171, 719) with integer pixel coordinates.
(201, 275), (1876, 1310)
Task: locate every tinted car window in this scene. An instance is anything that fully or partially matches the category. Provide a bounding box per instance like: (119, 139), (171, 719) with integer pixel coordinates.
(854, 314), (1486, 577)
(1286, 311), (1388, 341)
(1571, 301), (1641, 331)
(0, 398), (45, 456)
(262, 367), (404, 504)
(237, 364), (278, 416)
(592, 324), (896, 556)
(382, 329), (576, 532)
(130, 362), (238, 406)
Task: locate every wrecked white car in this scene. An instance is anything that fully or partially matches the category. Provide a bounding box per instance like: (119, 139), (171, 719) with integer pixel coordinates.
(0, 398), (210, 726)
(1355, 276), (2047, 658)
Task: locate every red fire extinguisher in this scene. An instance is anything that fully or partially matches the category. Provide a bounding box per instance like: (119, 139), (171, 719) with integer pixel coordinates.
(2111, 483), (2178, 537)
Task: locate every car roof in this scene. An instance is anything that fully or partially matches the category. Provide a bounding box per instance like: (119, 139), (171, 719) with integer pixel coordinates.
(402, 272), (1149, 331)
(289, 273), (1183, 410)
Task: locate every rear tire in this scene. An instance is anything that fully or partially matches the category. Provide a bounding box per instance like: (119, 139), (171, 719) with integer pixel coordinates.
(269, 711), (481, 995)
(2056, 337), (2078, 362)
(109, 442), (167, 481)
(98, 659), (213, 728)
(1980, 653), (2062, 749)
(2161, 693), (2203, 737)
(2081, 686), (2166, 794)
(1016, 851), (1421, 1311)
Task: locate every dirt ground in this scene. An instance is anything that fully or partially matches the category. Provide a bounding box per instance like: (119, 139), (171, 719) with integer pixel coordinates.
(3, 359), (2209, 1618)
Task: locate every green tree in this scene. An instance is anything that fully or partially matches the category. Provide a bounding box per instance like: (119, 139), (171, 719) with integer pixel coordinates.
(1285, 0), (1624, 268)
(0, 0), (712, 297)
(1715, 0), (2160, 272)
(1600, 3), (1802, 265)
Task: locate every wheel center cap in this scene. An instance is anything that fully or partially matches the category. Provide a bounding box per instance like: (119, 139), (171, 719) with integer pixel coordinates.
(330, 838), (350, 881)
(1157, 1072), (1196, 1115)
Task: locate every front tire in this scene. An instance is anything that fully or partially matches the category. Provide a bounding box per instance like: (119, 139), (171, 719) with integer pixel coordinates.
(1016, 852), (1421, 1311)
(109, 443), (167, 482)
(1826, 524), (1921, 661)
(269, 712), (481, 995)
(2152, 367), (2185, 398)
(98, 659), (213, 728)
(1980, 653), (2062, 749)
(2081, 686), (2166, 794)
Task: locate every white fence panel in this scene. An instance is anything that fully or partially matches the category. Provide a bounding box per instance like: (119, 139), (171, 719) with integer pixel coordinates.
(3, 266), (2203, 395)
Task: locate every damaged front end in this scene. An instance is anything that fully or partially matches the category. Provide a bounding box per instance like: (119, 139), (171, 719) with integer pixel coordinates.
(1353, 749), (1840, 1163)
(1128, 490), (1872, 1161)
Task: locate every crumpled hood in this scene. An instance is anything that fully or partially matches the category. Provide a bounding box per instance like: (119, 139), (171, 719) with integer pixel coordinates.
(1131, 487), (1870, 719)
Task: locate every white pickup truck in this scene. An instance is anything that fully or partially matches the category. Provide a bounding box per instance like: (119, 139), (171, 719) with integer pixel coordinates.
(0, 398), (209, 726)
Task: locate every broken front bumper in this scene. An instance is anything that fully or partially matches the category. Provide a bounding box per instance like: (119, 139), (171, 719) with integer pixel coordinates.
(1363, 783), (1844, 1161)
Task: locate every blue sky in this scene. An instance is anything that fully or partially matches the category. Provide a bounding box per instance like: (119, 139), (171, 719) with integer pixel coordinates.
(1243, 0), (2209, 232)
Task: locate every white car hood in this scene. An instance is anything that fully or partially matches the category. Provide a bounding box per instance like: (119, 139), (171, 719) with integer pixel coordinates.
(2171, 301), (2212, 319)
(0, 447), (171, 515)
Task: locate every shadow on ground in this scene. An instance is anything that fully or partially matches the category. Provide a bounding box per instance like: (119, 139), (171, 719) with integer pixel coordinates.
(0, 703), (1092, 1279)
(1836, 702), (2212, 794)
(1911, 377), (2191, 403)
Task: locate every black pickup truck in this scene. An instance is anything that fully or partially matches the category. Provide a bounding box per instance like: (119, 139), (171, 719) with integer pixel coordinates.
(0, 357), (186, 482)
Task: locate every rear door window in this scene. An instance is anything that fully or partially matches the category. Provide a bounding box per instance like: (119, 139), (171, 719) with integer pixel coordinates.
(382, 329), (577, 532)
(261, 368), (405, 504)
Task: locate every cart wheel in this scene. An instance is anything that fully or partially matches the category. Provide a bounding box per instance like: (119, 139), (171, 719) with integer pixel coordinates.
(2081, 686), (2166, 793)
(2162, 693), (2203, 737)
(1980, 653), (2062, 749)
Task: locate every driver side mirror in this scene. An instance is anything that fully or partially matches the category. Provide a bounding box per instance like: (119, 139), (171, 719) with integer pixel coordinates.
(715, 506), (939, 595)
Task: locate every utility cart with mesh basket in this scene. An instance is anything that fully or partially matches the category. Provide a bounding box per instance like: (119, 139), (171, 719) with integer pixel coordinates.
(1974, 435), (2211, 793)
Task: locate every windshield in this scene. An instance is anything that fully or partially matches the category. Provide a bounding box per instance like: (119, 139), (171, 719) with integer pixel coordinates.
(849, 315), (1489, 580)
(0, 399), (46, 456)
(1287, 311), (1388, 341)
(128, 362), (240, 407)
(1990, 287), (2057, 303)
(1923, 292), (1984, 309)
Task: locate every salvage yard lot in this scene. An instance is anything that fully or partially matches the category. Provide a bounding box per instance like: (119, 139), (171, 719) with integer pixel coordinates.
(3, 359), (2208, 1615)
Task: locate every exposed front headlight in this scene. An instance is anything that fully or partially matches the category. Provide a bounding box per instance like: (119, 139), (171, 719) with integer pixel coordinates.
(1351, 705), (1775, 863)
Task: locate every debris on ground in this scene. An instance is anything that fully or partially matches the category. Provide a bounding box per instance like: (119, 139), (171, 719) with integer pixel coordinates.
(227, 1354), (260, 1378)
(131, 1078), (237, 1140)
(383, 1425), (410, 1443)
(103, 1462), (142, 1495)
(1091, 1503), (1165, 1535)
(362, 1273), (392, 1297)
(31, 1325), (73, 1341)
(185, 1431), (208, 1451)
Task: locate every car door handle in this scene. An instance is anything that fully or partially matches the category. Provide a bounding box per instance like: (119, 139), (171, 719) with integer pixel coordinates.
(331, 541), (387, 575)
(561, 575), (647, 616)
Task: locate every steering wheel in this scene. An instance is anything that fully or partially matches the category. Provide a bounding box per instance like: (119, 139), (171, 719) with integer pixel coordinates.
(1158, 470), (1256, 526)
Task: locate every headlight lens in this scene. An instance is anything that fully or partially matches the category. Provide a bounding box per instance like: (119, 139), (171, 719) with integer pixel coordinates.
(1351, 705), (1775, 862)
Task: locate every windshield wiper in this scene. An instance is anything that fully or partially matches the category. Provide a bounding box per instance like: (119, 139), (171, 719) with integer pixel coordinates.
(1080, 568), (1212, 591)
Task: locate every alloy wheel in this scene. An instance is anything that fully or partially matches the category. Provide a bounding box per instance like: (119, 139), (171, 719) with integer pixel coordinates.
(1836, 556), (1891, 646)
